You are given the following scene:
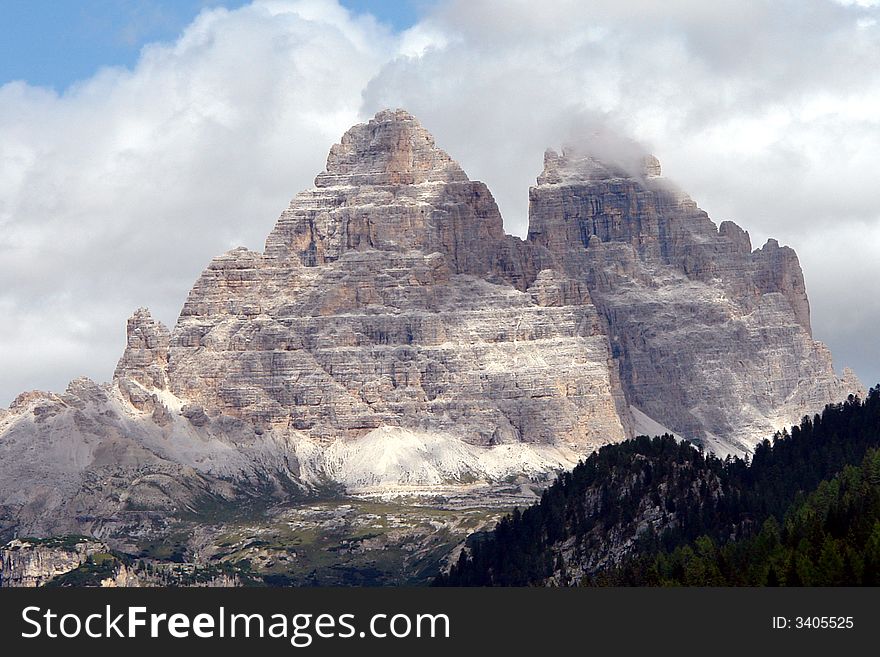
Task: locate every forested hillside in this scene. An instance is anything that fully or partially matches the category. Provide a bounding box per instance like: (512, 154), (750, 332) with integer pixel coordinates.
(603, 448), (880, 585)
(436, 388), (880, 586)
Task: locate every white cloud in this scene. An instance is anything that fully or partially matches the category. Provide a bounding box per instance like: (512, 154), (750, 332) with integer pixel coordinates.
(1, 0), (879, 405)
(835, 0), (880, 7)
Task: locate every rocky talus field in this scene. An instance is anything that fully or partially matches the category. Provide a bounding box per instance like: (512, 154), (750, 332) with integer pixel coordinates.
(0, 109), (860, 586)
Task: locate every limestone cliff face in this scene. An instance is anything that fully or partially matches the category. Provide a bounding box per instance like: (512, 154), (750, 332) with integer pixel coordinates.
(168, 110), (627, 451)
(529, 149), (811, 331)
(0, 538), (104, 587)
(114, 308), (173, 416)
(527, 146), (859, 451)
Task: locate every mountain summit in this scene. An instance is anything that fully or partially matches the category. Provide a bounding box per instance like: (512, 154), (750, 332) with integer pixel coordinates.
(315, 108), (468, 187)
(264, 109), (535, 284)
(0, 109), (861, 540)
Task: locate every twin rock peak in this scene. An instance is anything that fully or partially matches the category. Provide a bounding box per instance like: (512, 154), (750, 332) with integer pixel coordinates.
(115, 107), (859, 460)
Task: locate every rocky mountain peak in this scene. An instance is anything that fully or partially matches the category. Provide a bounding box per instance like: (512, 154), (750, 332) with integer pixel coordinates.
(314, 108), (468, 188)
(526, 140), (859, 450)
(264, 109), (537, 289)
(537, 147), (662, 185)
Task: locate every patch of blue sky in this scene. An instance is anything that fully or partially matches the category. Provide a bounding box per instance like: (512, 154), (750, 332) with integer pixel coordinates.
(0, 0), (428, 91)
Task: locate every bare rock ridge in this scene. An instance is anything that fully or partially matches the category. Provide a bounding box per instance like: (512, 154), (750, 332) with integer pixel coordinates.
(0, 109), (862, 538)
(0, 539), (241, 587)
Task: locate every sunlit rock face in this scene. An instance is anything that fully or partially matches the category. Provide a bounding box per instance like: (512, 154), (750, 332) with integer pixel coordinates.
(168, 109), (628, 451)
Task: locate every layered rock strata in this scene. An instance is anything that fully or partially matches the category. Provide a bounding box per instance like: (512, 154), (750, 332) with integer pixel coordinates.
(167, 110), (628, 449)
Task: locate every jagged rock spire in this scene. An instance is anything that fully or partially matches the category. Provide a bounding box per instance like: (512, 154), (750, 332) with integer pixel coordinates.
(113, 308), (170, 390)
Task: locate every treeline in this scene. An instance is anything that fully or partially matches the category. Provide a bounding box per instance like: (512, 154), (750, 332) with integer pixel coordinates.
(603, 449), (880, 585)
(436, 387), (880, 586)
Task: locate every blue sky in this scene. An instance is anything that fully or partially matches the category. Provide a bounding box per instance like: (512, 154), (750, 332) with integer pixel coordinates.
(0, 0), (423, 90)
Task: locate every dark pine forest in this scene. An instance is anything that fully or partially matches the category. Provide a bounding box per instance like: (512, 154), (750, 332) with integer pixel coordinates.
(436, 387), (880, 586)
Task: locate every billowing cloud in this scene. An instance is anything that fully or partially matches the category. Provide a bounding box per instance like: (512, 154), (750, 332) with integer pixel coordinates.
(1, 0), (878, 405)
